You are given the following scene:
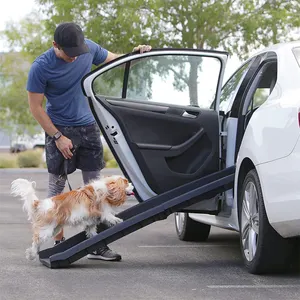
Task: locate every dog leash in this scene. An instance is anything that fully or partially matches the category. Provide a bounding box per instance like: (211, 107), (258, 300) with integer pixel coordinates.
(57, 147), (76, 191)
(63, 159), (73, 191)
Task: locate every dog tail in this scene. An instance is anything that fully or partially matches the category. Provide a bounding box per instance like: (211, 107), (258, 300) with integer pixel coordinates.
(11, 179), (39, 220)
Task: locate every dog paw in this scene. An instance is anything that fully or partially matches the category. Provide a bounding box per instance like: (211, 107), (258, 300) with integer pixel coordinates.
(85, 231), (97, 239)
(25, 248), (37, 261)
(109, 217), (123, 225)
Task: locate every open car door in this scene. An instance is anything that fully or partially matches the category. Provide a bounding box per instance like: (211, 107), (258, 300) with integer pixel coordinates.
(82, 49), (228, 201)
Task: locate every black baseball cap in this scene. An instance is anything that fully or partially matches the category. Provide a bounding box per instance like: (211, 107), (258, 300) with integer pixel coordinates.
(54, 22), (89, 57)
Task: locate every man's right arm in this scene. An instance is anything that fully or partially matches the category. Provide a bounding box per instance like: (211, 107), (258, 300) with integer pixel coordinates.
(28, 92), (73, 159)
(28, 92), (59, 137)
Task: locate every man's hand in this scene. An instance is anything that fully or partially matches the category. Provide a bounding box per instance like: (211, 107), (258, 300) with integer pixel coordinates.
(133, 45), (152, 53)
(104, 44), (152, 64)
(55, 136), (74, 159)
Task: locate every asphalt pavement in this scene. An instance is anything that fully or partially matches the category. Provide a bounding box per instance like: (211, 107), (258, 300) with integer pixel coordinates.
(1, 168), (300, 300)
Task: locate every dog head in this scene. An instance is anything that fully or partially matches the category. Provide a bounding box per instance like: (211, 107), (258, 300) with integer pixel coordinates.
(103, 175), (134, 207)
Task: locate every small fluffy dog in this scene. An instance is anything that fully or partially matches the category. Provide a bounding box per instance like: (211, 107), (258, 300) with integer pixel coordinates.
(11, 175), (133, 260)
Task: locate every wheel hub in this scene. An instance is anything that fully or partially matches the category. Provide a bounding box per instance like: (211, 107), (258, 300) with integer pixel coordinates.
(175, 212), (185, 234)
(241, 181), (259, 262)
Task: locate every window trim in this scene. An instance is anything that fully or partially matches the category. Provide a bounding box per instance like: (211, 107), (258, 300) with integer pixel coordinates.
(241, 60), (277, 115)
(234, 51), (278, 160)
(217, 58), (255, 114)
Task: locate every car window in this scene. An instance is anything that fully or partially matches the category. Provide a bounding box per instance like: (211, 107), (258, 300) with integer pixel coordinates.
(92, 63), (126, 98)
(292, 47), (300, 67)
(92, 54), (222, 109)
(252, 88), (271, 108)
(246, 62), (277, 112)
(219, 59), (253, 113)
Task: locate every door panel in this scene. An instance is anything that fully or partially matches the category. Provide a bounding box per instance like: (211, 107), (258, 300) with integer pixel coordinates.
(100, 97), (219, 193)
(83, 49), (228, 200)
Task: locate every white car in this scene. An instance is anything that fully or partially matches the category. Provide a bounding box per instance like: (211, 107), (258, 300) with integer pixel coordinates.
(10, 132), (45, 153)
(82, 42), (300, 274)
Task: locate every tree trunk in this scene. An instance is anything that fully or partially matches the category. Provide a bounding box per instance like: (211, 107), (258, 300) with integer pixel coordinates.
(188, 60), (199, 106)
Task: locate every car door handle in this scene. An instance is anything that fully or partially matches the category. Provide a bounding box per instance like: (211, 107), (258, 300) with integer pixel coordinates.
(182, 111), (197, 119)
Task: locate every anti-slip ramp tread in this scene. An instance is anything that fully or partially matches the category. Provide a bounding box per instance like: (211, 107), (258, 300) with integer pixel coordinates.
(39, 166), (235, 268)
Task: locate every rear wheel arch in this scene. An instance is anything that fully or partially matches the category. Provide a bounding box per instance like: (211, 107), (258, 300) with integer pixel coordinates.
(237, 158), (255, 197)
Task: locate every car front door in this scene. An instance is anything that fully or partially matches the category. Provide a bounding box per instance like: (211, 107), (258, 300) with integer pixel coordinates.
(82, 49), (228, 201)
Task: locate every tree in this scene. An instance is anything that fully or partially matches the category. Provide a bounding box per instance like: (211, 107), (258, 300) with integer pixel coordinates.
(35, 0), (300, 55)
(0, 11), (50, 133)
(1, 0), (300, 127)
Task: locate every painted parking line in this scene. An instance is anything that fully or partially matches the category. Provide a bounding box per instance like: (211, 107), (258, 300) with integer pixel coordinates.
(138, 244), (236, 248)
(208, 285), (300, 289)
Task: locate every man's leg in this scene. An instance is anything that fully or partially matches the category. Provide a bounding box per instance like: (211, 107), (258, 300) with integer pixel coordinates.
(82, 170), (122, 261)
(82, 170), (100, 185)
(48, 173), (66, 244)
(45, 125), (78, 245)
(78, 122), (121, 261)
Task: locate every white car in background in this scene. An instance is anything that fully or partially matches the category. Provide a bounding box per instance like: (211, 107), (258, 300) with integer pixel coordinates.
(82, 42), (300, 274)
(10, 132), (45, 153)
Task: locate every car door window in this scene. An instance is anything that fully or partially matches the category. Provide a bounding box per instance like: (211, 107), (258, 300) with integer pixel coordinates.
(218, 59), (254, 113)
(93, 54), (222, 109)
(92, 63), (126, 98)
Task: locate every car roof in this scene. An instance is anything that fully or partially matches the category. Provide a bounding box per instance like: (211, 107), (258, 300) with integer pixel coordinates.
(249, 40), (300, 58)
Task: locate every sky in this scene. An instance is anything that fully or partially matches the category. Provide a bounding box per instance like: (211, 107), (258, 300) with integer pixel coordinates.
(0, 0), (241, 79)
(0, 0), (36, 31)
(0, 0), (36, 51)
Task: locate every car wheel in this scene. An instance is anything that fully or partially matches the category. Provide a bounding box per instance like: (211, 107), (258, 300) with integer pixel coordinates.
(239, 169), (296, 274)
(174, 212), (211, 242)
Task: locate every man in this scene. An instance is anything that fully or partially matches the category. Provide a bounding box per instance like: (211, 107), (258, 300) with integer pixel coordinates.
(26, 22), (151, 261)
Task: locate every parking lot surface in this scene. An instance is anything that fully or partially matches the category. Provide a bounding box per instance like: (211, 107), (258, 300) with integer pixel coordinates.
(1, 169), (300, 300)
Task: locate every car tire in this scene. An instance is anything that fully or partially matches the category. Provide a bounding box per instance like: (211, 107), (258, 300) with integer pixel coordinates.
(174, 212), (211, 242)
(238, 169), (297, 274)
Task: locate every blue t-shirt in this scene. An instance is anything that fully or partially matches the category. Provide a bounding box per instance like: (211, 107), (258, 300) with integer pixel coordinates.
(26, 39), (108, 126)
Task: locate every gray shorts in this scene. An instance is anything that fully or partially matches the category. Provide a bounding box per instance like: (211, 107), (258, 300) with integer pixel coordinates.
(45, 122), (105, 175)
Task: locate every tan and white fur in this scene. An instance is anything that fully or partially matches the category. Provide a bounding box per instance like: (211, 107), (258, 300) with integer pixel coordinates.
(11, 175), (133, 261)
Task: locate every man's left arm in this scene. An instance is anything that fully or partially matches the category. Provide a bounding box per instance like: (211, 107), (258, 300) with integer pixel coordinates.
(103, 45), (152, 64)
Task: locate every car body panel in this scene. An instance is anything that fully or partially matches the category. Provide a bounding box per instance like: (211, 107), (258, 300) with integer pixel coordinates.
(256, 139), (300, 237)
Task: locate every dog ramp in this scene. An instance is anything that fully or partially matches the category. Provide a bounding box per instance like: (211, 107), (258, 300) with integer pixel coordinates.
(39, 166), (235, 268)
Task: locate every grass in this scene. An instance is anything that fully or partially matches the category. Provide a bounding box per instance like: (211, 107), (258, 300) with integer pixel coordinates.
(17, 149), (43, 168)
(0, 153), (18, 168)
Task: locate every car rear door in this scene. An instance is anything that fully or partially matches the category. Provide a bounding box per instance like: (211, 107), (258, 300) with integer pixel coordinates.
(82, 49), (228, 201)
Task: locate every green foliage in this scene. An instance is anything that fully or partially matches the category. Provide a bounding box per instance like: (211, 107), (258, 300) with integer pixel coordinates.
(36, 0), (300, 57)
(0, 52), (37, 132)
(0, 11), (50, 132)
(103, 146), (114, 162)
(17, 149), (43, 168)
(106, 159), (119, 168)
(103, 146), (118, 168)
(0, 155), (18, 168)
(2, 11), (51, 58)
